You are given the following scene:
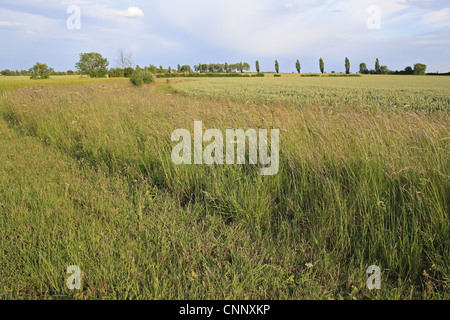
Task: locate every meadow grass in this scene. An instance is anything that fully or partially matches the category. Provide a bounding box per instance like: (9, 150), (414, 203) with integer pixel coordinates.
(0, 75), (448, 299)
(0, 75), (126, 95)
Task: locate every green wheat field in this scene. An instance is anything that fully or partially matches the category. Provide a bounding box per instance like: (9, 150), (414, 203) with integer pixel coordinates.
(0, 74), (448, 299)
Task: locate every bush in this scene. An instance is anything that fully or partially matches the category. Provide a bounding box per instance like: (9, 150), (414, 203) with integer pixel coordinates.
(124, 67), (134, 78)
(328, 73), (362, 77)
(156, 73), (252, 78)
(142, 71), (155, 84)
(130, 70), (155, 87)
(130, 72), (143, 87)
(109, 68), (125, 78)
(274, 74), (281, 77)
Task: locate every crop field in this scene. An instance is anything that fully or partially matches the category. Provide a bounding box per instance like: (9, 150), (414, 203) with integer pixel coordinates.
(172, 75), (450, 113)
(0, 75), (448, 300)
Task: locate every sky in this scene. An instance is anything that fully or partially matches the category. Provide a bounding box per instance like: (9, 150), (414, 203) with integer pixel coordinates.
(0, 0), (449, 73)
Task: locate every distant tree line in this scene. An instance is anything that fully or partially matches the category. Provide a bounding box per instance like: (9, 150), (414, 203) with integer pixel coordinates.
(0, 51), (439, 79)
(193, 63), (250, 73)
(426, 71), (450, 76)
(389, 63), (427, 75)
(1, 68), (76, 77)
(359, 59), (427, 75)
(109, 61), (253, 78)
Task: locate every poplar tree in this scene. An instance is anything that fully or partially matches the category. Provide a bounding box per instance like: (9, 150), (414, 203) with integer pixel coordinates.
(296, 59), (301, 73)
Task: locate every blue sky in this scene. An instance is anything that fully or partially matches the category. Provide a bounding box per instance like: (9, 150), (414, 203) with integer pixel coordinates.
(1, 0), (449, 73)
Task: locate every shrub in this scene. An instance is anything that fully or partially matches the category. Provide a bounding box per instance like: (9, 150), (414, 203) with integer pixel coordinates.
(130, 72), (143, 87)
(274, 74), (281, 77)
(142, 71), (155, 84)
(328, 73), (362, 77)
(130, 70), (155, 87)
(156, 73), (252, 78)
(124, 67), (134, 78)
(109, 68), (125, 78)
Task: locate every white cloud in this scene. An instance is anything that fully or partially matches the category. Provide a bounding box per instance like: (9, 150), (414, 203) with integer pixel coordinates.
(421, 8), (450, 27)
(0, 21), (21, 27)
(284, 3), (295, 10)
(116, 7), (144, 18)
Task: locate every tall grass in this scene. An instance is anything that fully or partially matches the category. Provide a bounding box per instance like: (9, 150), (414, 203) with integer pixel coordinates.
(0, 77), (448, 299)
